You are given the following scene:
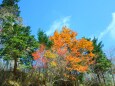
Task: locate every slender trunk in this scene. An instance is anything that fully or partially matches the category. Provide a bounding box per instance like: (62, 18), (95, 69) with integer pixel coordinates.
(75, 73), (79, 86)
(13, 57), (17, 75)
(38, 68), (41, 86)
(110, 66), (115, 86)
(38, 68), (40, 76)
(6, 60), (9, 70)
(97, 73), (101, 85)
(76, 78), (79, 86)
(102, 72), (106, 86)
(42, 68), (46, 86)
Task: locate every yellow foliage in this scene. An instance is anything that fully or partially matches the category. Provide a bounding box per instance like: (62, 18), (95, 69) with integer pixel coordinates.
(44, 50), (57, 59)
(50, 61), (57, 67)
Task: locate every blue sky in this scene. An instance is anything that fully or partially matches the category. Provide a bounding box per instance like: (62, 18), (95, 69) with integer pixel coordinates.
(0, 0), (115, 51)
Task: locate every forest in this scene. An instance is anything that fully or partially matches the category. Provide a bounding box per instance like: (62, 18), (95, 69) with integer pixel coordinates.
(0, 0), (115, 86)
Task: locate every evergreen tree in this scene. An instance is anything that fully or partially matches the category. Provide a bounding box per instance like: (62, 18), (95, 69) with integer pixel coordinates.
(37, 29), (53, 48)
(91, 38), (112, 85)
(0, 0), (38, 75)
(0, 0), (20, 16)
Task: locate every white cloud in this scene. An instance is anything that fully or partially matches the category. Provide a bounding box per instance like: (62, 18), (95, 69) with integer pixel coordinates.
(46, 16), (71, 36)
(98, 13), (115, 40)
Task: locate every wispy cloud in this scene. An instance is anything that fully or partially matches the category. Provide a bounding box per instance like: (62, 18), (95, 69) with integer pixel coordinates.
(98, 13), (115, 40)
(46, 16), (71, 36)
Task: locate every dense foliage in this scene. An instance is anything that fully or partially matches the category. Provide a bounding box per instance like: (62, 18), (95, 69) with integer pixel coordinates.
(0, 0), (114, 86)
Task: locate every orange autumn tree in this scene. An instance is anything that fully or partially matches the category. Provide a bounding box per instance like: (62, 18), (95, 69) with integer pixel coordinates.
(50, 26), (95, 80)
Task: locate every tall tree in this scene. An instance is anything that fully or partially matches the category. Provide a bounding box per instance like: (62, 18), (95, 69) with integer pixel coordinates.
(90, 38), (112, 85)
(0, 17), (38, 74)
(49, 27), (95, 85)
(0, 0), (40, 81)
(0, 0), (38, 75)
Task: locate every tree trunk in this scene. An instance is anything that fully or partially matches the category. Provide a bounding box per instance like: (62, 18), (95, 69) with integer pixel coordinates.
(75, 73), (79, 86)
(13, 57), (17, 75)
(97, 73), (101, 85)
(102, 72), (106, 86)
(111, 67), (115, 86)
(76, 78), (79, 86)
